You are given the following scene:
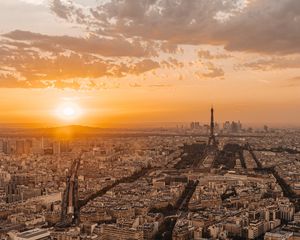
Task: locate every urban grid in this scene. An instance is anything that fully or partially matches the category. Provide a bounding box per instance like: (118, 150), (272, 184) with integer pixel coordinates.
(0, 108), (299, 240)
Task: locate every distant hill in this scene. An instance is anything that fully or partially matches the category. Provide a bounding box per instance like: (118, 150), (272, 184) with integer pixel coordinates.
(0, 125), (110, 138)
(0, 124), (151, 138)
(38, 125), (108, 138)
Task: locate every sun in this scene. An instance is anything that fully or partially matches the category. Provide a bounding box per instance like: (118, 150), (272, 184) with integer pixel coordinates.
(55, 102), (82, 121)
(63, 107), (75, 117)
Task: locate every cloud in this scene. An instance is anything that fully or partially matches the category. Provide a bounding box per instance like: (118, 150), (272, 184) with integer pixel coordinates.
(0, 29), (163, 89)
(65, 0), (239, 44)
(0, 74), (30, 88)
(240, 55), (300, 71)
(3, 30), (158, 57)
(216, 0), (300, 54)
(0, 45), (161, 89)
(129, 59), (160, 75)
(195, 62), (225, 79)
(49, 0), (300, 54)
(283, 76), (300, 87)
(197, 50), (231, 60)
(203, 63), (225, 78)
(50, 0), (73, 20)
(2, 0), (299, 89)
(161, 57), (184, 69)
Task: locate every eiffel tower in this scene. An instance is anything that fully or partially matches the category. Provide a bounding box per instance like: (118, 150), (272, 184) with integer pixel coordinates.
(208, 106), (217, 146)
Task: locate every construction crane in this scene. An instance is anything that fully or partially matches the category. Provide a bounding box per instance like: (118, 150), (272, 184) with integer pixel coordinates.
(56, 151), (85, 228)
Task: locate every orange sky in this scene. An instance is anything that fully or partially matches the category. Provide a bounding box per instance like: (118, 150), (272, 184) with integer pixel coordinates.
(0, 0), (300, 127)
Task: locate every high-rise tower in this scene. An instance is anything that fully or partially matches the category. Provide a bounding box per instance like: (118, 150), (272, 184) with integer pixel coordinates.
(208, 106), (217, 146)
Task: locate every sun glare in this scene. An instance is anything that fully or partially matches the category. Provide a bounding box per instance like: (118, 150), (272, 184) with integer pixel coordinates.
(56, 102), (82, 121)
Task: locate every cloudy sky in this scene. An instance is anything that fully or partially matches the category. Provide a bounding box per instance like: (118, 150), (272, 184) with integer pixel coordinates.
(0, 0), (299, 127)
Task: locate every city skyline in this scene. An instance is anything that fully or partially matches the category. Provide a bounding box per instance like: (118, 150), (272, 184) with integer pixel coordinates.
(0, 0), (300, 127)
